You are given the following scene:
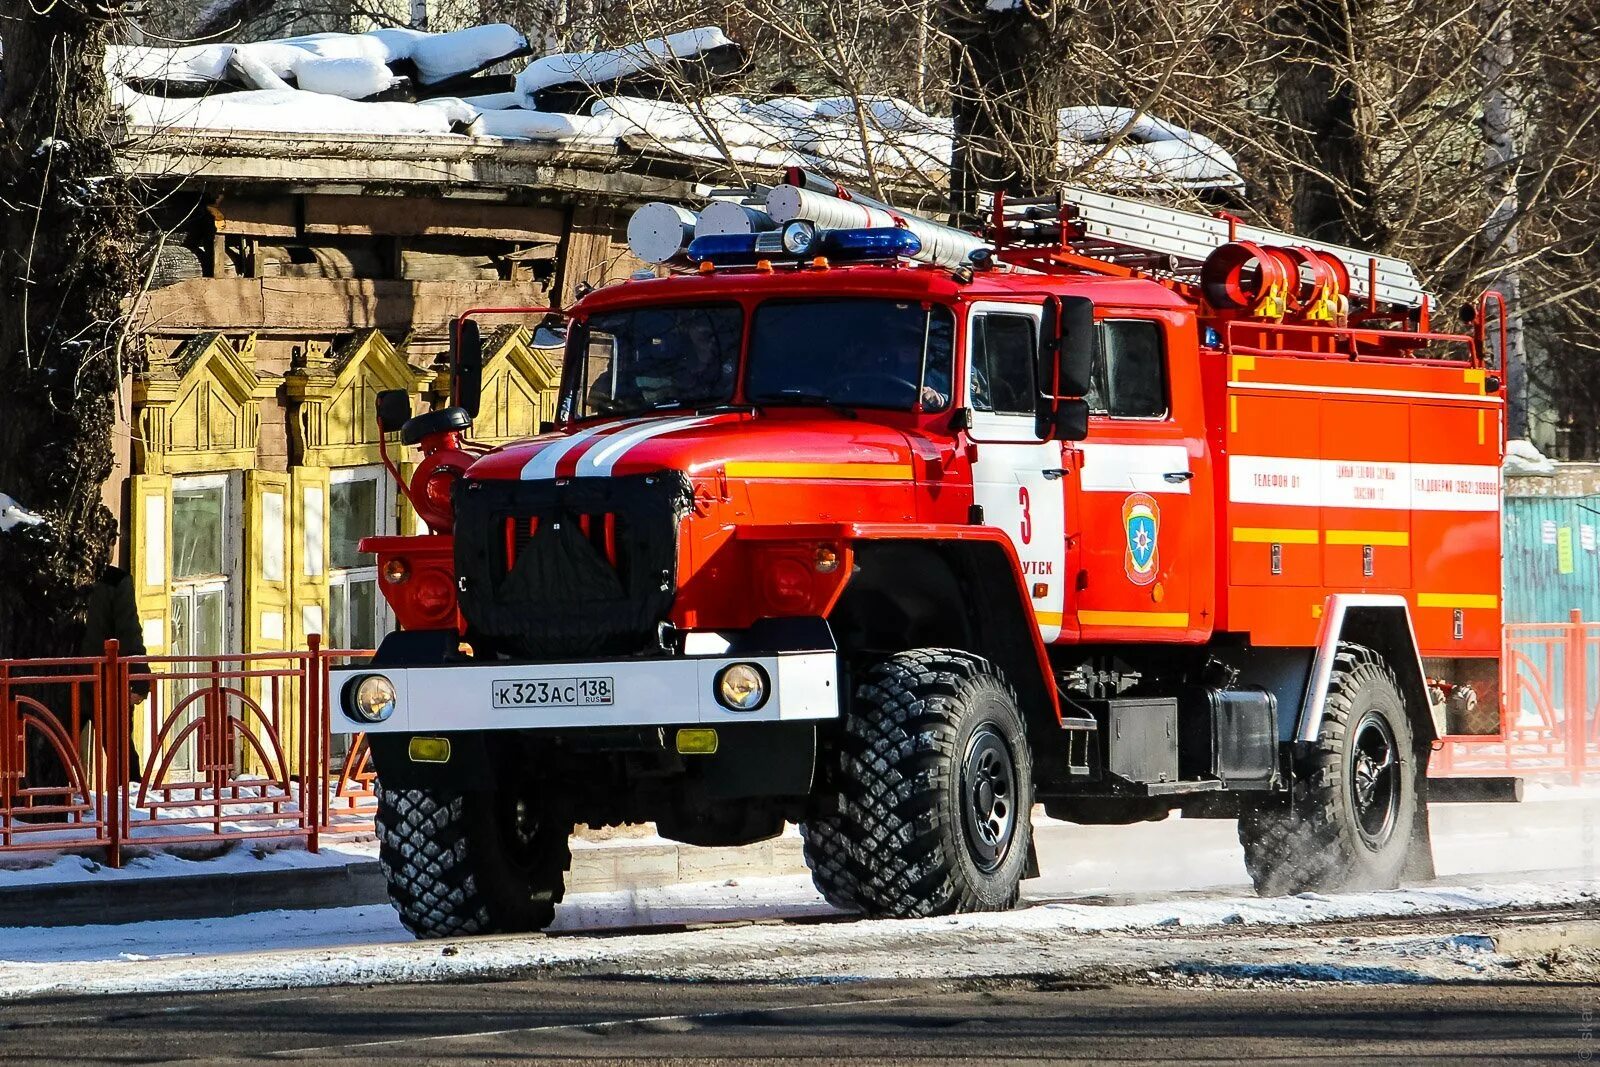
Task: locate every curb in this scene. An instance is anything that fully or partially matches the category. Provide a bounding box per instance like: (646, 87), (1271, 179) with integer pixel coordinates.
(0, 834), (809, 929)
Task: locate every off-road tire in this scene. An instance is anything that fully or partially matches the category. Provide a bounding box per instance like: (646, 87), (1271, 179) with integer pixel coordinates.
(799, 814), (864, 912)
(1238, 643), (1420, 896)
(376, 782), (572, 938)
(803, 649), (1034, 918)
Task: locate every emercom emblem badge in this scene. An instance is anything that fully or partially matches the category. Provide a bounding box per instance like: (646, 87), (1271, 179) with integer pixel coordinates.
(1123, 492), (1160, 586)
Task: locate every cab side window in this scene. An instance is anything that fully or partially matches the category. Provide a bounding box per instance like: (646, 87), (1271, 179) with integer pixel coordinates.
(1086, 319), (1167, 418)
(969, 312), (1037, 416)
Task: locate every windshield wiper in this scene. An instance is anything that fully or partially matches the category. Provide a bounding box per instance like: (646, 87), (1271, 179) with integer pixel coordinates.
(752, 388), (858, 418)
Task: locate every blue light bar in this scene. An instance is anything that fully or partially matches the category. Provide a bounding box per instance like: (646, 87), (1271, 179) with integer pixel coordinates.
(686, 230), (787, 264)
(687, 226), (924, 266)
(823, 227), (923, 260)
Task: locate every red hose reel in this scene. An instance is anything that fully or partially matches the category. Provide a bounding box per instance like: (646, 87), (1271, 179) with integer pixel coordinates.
(1200, 241), (1349, 321)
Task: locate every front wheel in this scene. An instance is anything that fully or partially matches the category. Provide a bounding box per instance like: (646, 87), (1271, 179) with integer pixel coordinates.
(376, 782), (572, 938)
(802, 649), (1035, 918)
(1238, 643), (1421, 895)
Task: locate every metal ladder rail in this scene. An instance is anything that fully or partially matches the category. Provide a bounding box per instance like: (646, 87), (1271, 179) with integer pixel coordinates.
(985, 186), (1427, 309)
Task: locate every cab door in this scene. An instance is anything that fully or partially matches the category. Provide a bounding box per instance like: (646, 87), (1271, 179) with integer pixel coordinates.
(1069, 316), (1205, 641)
(966, 302), (1071, 643)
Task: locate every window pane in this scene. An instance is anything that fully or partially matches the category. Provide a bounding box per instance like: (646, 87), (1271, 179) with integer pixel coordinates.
(169, 594), (188, 656)
(330, 479), (377, 570)
(329, 582), (349, 649)
(574, 305), (741, 418)
(749, 300), (954, 411)
(172, 486), (225, 578)
(976, 314), (1036, 416)
(195, 589), (226, 657)
(349, 579), (377, 650)
(1101, 321), (1167, 418)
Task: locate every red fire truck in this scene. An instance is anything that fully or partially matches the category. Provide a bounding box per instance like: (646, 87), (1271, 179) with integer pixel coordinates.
(331, 175), (1506, 938)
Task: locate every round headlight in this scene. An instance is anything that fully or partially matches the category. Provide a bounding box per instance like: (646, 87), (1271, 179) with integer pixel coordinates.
(715, 663), (769, 712)
(781, 219), (817, 256)
(348, 674), (397, 723)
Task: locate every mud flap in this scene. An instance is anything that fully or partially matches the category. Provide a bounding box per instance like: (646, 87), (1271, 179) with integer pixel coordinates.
(1402, 773), (1437, 883)
(1024, 839), (1041, 880)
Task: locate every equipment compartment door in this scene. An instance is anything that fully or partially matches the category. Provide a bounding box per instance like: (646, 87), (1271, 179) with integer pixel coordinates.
(1070, 316), (1204, 641)
(965, 302), (1069, 642)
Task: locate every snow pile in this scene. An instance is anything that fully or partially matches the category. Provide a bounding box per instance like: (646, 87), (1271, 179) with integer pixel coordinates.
(89, 23), (1240, 190)
(119, 87), (475, 138)
(109, 25), (528, 96)
(515, 27), (734, 107)
(597, 95), (1239, 188)
(1504, 438), (1557, 477)
(0, 492), (45, 533)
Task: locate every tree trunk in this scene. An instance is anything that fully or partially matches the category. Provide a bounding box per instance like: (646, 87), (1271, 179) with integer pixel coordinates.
(1479, 0), (1527, 439)
(943, 0), (1068, 219)
(0, 4), (138, 658)
(1271, 0), (1385, 247)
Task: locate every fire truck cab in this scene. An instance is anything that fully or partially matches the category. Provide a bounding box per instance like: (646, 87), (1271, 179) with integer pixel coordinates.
(332, 181), (1506, 938)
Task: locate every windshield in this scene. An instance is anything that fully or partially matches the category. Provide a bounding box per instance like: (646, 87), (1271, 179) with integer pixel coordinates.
(569, 304), (741, 418)
(748, 299), (955, 411)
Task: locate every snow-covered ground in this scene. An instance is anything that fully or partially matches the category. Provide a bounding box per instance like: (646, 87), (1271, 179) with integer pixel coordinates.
(0, 838), (376, 890)
(0, 792), (1597, 998)
(0, 875), (1588, 999)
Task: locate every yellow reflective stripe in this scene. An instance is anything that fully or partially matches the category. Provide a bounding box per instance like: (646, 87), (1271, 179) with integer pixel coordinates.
(1464, 368), (1486, 390)
(1325, 529), (1410, 546)
(1417, 592), (1499, 609)
(1230, 354), (1256, 380)
(1078, 610), (1190, 628)
(1034, 610), (1064, 626)
(1229, 395), (1239, 434)
(1232, 527), (1318, 544)
(724, 461), (913, 480)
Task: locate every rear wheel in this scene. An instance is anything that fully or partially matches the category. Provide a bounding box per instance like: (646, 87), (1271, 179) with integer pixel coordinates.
(803, 649), (1034, 918)
(1238, 644), (1420, 895)
(376, 782), (572, 938)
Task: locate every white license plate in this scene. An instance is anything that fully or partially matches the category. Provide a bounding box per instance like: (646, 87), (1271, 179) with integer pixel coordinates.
(492, 677), (616, 709)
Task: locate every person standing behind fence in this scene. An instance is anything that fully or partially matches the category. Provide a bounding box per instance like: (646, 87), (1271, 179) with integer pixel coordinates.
(79, 565), (149, 783)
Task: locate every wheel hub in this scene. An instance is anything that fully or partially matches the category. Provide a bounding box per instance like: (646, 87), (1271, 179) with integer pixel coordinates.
(1350, 711), (1401, 849)
(961, 726), (1017, 872)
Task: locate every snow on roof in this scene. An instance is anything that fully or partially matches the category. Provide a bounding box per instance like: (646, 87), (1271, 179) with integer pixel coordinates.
(99, 24), (1240, 191)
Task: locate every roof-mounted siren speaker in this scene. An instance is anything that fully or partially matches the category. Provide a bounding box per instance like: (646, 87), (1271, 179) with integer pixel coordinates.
(695, 200), (778, 238)
(627, 202), (700, 265)
(765, 183), (990, 270)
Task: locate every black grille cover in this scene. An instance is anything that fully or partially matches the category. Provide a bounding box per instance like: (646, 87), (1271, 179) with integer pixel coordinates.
(453, 471), (694, 659)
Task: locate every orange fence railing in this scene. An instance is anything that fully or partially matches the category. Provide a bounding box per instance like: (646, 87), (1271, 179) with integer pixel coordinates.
(0, 638), (372, 867)
(1433, 610), (1600, 783)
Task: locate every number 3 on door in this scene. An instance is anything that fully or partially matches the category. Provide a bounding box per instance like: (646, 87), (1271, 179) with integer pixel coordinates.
(1018, 486), (1033, 545)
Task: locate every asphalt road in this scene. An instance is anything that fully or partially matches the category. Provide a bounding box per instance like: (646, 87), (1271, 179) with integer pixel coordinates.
(0, 973), (1593, 1064)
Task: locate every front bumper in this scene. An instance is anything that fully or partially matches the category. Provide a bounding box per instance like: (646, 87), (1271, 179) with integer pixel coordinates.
(329, 649), (840, 735)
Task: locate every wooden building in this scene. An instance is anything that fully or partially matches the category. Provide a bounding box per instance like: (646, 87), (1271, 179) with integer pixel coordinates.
(116, 128), (699, 663)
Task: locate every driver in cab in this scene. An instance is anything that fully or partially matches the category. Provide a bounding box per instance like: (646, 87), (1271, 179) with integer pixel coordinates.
(638, 318), (733, 405)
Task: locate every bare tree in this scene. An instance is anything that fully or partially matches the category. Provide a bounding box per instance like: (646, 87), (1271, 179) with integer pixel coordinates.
(0, 1), (140, 657)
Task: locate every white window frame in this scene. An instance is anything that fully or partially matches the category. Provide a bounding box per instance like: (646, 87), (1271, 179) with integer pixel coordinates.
(965, 302), (1044, 444)
(169, 472), (243, 656)
(328, 465), (395, 652)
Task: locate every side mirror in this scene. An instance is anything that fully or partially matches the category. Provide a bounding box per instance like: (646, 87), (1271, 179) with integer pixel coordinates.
(453, 318), (484, 419)
(375, 389), (412, 434)
(1045, 399), (1089, 442)
(1036, 296), (1095, 441)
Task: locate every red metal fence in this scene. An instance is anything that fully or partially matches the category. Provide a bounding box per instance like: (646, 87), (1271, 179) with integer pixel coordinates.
(0, 639), (374, 866)
(1434, 610), (1600, 783)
